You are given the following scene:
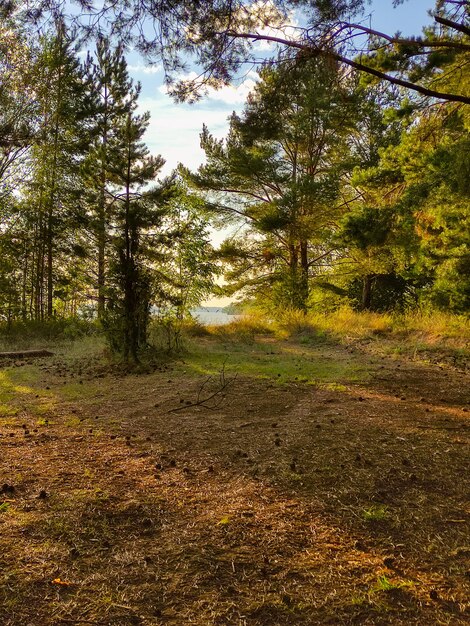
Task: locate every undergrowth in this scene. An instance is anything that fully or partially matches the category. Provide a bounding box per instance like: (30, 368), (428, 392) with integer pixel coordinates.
(202, 307), (469, 347)
(0, 319), (99, 351)
(1, 308), (467, 367)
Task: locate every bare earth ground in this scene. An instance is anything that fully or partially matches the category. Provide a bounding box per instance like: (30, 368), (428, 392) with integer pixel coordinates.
(0, 334), (469, 625)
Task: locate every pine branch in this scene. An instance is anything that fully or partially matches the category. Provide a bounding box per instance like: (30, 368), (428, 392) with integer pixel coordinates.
(225, 31), (470, 105)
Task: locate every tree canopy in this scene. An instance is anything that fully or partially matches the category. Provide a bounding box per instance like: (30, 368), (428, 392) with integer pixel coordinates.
(0, 0), (468, 355)
(7, 0), (470, 104)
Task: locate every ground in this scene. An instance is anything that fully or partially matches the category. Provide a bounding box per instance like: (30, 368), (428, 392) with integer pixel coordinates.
(0, 331), (469, 625)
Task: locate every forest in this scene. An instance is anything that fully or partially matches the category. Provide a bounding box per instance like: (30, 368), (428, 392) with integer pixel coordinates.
(0, 0), (468, 361)
(0, 1), (469, 625)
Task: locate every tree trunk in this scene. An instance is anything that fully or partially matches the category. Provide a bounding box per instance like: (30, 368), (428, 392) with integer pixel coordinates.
(21, 239), (28, 321)
(361, 274), (374, 310)
(299, 240), (309, 312)
(288, 243), (299, 309)
(97, 205), (106, 318)
(47, 37), (64, 319)
(97, 88), (109, 319)
(46, 201), (54, 318)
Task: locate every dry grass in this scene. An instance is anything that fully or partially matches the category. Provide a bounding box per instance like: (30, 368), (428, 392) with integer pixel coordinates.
(207, 310), (275, 342)
(274, 307), (469, 342)
(207, 308), (469, 373)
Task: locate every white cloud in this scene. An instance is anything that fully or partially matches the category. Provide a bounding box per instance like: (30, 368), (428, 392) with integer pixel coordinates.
(157, 70), (259, 106)
(140, 70), (263, 174)
(128, 63), (162, 75)
(202, 77), (258, 105)
(241, 1), (301, 53)
(138, 94), (235, 175)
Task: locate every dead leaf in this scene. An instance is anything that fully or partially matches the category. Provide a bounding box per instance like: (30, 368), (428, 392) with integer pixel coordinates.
(51, 578), (72, 586)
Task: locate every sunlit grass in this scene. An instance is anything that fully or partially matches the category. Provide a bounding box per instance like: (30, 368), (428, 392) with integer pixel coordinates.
(392, 310), (470, 340)
(197, 307), (468, 364)
(182, 337), (368, 384)
(0, 370), (36, 403)
(60, 380), (101, 401)
(273, 307), (393, 339)
(362, 504), (389, 522)
(207, 309), (275, 341)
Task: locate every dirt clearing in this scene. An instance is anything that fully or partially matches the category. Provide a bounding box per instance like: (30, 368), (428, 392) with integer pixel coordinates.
(1, 335), (468, 625)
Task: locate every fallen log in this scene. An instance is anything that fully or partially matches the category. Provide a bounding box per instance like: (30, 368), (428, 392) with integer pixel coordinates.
(0, 349), (54, 359)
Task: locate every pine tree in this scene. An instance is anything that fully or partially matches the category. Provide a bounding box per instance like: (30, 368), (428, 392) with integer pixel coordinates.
(104, 94), (168, 362)
(26, 22), (90, 319)
(82, 36), (136, 318)
(184, 56), (357, 311)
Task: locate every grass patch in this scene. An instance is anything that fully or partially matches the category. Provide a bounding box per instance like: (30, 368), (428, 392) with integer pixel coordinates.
(59, 380), (101, 402)
(0, 318), (99, 348)
(373, 575), (414, 593)
(215, 307), (469, 346)
(208, 310), (275, 342)
(182, 336), (367, 384)
(362, 505), (389, 522)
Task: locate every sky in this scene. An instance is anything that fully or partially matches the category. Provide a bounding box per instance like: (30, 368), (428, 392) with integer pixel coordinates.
(125, 0), (436, 306)
(129, 0), (436, 176)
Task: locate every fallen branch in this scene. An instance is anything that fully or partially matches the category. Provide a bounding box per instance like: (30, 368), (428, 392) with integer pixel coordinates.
(0, 349), (54, 359)
(168, 361), (237, 413)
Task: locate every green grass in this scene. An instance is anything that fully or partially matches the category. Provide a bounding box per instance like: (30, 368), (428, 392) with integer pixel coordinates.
(213, 306), (469, 345)
(362, 504), (389, 522)
(0, 318), (99, 350)
(180, 336), (368, 385)
(192, 307), (468, 377)
(373, 575), (414, 593)
(59, 380), (102, 402)
(0, 368), (38, 403)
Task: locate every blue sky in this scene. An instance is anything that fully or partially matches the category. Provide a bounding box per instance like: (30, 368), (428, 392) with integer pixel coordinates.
(129, 0), (435, 176)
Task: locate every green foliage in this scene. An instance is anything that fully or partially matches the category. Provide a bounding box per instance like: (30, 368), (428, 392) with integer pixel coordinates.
(0, 318), (99, 345)
(102, 100), (169, 362)
(362, 505), (388, 522)
(155, 187), (220, 319)
(81, 35), (141, 318)
(13, 1), (468, 107)
(341, 206), (394, 251)
(1, 1), (468, 339)
(185, 55), (357, 312)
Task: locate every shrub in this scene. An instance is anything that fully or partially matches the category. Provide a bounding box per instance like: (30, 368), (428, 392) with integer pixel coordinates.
(0, 318), (99, 346)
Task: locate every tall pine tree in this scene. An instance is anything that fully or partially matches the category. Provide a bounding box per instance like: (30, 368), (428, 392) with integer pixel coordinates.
(26, 22), (90, 319)
(185, 55), (357, 311)
(104, 94), (169, 362)
(82, 37), (136, 318)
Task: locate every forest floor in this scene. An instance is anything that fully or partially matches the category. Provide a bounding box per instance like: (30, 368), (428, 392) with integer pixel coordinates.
(0, 329), (469, 625)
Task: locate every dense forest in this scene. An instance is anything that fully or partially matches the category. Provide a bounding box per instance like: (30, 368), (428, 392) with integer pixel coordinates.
(1, 0), (468, 360)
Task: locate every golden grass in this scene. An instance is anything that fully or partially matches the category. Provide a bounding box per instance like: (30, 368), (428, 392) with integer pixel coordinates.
(203, 307), (468, 347)
(206, 309), (275, 341)
(392, 310), (470, 340)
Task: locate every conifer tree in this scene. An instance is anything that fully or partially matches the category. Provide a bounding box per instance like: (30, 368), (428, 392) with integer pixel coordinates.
(26, 22), (90, 319)
(82, 36), (136, 318)
(104, 94), (169, 362)
(185, 56), (357, 311)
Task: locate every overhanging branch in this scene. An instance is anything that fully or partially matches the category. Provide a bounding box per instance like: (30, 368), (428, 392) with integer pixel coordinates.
(340, 22), (470, 51)
(434, 14), (470, 37)
(224, 31), (470, 105)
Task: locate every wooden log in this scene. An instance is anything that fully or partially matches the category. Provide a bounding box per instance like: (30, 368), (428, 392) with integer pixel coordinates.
(0, 350), (54, 359)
